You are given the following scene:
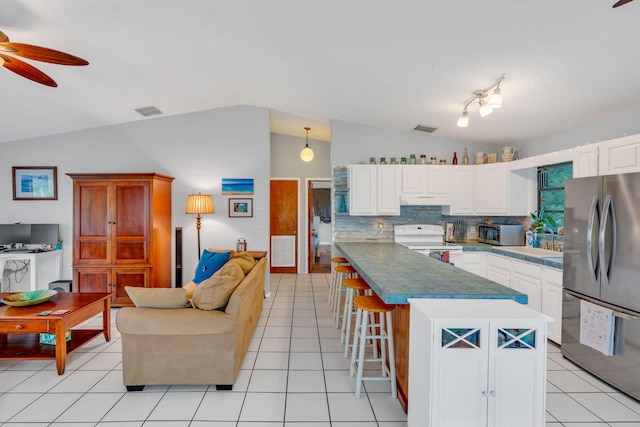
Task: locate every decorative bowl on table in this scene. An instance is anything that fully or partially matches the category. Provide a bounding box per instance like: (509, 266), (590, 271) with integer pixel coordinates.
(1, 289), (57, 306)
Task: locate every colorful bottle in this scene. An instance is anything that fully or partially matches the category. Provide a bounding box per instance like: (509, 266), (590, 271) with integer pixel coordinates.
(453, 152), (458, 165)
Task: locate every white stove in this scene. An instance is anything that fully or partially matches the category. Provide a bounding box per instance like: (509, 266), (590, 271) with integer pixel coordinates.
(394, 224), (464, 267)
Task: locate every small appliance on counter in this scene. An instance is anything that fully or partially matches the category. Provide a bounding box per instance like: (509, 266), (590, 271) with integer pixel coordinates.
(478, 224), (524, 246)
(393, 224), (464, 268)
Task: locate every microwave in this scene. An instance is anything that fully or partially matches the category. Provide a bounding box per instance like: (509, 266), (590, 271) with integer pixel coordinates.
(478, 224), (524, 246)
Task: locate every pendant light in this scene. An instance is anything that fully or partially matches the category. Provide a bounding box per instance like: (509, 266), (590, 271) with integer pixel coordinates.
(300, 126), (314, 162)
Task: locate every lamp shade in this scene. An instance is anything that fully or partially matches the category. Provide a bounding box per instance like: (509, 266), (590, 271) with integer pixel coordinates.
(488, 87), (502, 108)
(185, 193), (214, 214)
(301, 146), (314, 162)
(457, 110), (469, 127)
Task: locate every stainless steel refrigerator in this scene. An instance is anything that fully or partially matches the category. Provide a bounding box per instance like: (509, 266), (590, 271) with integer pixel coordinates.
(562, 172), (640, 400)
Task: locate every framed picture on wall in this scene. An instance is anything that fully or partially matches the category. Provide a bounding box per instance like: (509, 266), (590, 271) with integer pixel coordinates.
(229, 198), (253, 218)
(12, 166), (58, 200)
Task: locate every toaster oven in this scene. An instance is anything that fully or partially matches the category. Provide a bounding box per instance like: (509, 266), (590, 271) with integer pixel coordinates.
(478, 224), (524, 246)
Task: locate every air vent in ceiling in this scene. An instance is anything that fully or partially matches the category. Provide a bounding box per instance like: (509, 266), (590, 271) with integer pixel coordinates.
(134, 106), (163, 117)
(414, 124), (439, 133)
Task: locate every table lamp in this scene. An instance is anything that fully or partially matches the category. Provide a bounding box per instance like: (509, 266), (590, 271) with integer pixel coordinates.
(185, 193), (214, 259)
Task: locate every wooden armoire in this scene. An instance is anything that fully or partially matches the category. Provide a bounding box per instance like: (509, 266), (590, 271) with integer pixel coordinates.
(67, 173), (174, 306)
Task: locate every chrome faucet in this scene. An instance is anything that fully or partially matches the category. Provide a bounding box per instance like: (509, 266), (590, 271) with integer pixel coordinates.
(543, 225), (556, 251)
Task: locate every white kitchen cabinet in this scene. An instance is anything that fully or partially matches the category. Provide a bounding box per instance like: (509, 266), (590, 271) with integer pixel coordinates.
(598, 134), (640, 175)
(486, 254), (511, 287)
(348, 165), (401, 215)
(541, 267), (563, 344)
(573, 144), (599, 178)
(475, 164), (508, 214)
(462, 252), (487, 277)
(447, 166), (475, 214)
(348, 165), (377, 215)
(408, 299), (550, 427)
(400, 165), (451, 205)
(511, 259), (542, 312)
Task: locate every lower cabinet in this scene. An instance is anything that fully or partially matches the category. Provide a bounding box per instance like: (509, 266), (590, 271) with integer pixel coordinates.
(511, 260), (542, 312)
(541, 267), (563, 344)
(74, 267), (150, 306)
(486, 254), (510, 287)
(462, 252), (487, 277)
(408, 299), (549, 427)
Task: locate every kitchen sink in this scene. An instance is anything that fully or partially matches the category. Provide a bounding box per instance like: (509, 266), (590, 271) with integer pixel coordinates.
(499, 246), (563, 260)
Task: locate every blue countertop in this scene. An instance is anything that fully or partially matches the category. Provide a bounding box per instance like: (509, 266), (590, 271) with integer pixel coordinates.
(336, 242), (527, 305)
(458, 242), (563, 269)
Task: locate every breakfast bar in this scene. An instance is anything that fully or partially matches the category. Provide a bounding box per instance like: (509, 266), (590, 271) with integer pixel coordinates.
(335, 241), (528, 413)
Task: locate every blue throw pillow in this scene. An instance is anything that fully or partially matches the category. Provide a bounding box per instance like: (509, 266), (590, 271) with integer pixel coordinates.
(193, 250), (231, 284)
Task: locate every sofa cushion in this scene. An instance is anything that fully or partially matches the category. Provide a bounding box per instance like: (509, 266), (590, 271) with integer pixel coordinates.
(192, 262), (244, 310)
(125, 286), (189, 308)
(193, 250), (231, 283)
(226, 251), (257, 274)
(183, 280), (197, 299)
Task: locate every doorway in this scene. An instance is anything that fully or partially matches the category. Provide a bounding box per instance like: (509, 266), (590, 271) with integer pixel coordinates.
(270, 179), (298, 273)
(308, 179), (331, 273)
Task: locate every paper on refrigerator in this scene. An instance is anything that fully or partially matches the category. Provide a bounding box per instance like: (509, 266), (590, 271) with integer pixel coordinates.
(580, 300), (615, 356)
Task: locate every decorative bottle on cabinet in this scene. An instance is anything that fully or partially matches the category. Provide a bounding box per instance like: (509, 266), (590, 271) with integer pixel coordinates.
(453, 152), (458, 165)
(463, 147), (469, 165)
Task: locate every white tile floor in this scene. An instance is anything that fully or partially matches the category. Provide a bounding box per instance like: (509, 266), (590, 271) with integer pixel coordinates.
(2, 273), (640, 426)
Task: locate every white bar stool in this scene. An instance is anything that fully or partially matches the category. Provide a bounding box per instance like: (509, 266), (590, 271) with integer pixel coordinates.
(333, 265), (357, 328)
(349, 294), (397, 399)
(329, 257), (349, 306)
(341, 277), (371, 355)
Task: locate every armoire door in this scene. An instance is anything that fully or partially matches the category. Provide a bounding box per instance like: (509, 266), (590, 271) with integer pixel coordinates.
(113, 181), (150, 264)
(73, 180), (111, 265)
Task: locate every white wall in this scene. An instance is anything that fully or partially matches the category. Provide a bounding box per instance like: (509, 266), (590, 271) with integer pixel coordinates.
(514, 105), (640, 158)
(330, 119), (498, 166)
(0, 105), (271, 292)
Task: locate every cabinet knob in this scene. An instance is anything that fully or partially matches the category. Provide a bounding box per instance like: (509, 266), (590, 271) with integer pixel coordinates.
(16, 324), (25, 329)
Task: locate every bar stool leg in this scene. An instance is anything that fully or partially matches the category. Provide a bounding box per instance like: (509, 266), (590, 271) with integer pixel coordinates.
(354, 307), (369, 399)
(349, 307), (362, 378)
(340, 285), (352, 345)
(387, 310), (397, 398)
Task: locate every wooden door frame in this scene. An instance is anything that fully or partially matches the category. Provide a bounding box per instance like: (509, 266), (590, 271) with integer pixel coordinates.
(305, 178), (331, 274)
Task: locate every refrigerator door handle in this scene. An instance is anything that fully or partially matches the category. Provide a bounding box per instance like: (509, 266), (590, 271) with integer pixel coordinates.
(587, 195), (599, 283)
(600, 195), (617, 288)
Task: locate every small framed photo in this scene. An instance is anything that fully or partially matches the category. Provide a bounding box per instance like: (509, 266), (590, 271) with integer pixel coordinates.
(229, 198), (253, 218)
(12, 166), (58, 200)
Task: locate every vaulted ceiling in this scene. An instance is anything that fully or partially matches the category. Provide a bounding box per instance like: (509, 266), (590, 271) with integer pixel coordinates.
(1, 0), (639, 145)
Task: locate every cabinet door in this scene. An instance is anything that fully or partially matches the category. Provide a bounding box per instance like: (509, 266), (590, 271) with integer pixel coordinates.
(511, 260), (542, 312)
(462, 252), (486, 277)
(449, 166), (475, 214)
(426, 166), (451, 196)
(348, 166), (377, 215)
(574, 145), (598, 178)
(486, 255), (511, 287)
(475, 164), (508, 214)
(74, 267), (111, 293)
(489, 320), (547, 427)
(432, 320), (489, 427)
(113, 181), (150, 264)
(542, 267), (563, 344)
(112, 268), (150, 306)
(402, 166), (427, 194)
(377, 166), (401, 215)
(73, 181), (111, 265)
(599, 136), (640, 175)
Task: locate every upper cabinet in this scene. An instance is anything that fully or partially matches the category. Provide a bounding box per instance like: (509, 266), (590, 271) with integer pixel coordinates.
(598, 135), (640, 176)
(573, 145), (599, 178)
(448, 166), (475, 215)
(400, 165), (451, 205)
(348, 165), (401, 215)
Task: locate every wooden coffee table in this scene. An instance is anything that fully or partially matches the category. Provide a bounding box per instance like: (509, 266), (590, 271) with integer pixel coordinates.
(0, 292), (111, 375)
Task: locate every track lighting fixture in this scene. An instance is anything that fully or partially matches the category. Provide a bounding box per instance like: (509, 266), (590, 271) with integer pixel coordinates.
(300, 126), (314, 162)
(456, 75), (505, 127)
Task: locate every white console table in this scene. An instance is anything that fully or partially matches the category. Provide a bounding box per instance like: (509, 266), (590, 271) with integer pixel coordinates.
(408, 299), (552, 427)
(0, 250), (63, 292)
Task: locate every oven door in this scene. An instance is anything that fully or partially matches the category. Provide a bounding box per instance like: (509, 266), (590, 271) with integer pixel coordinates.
(415, 249), (464, 269)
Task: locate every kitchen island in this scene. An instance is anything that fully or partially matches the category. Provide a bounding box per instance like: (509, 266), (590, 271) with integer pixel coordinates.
(335, 241), (528, 413)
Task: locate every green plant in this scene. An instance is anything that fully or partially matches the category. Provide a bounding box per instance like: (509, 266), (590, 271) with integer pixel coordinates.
(530, 209), (556, 233)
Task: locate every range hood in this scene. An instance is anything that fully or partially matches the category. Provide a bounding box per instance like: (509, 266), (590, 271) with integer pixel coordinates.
(399, 194), (451, 206)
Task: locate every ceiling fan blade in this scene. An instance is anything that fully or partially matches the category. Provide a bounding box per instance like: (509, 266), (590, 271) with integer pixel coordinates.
(613, 0), (634, 7)
(2, 43), (88, 66)
(0, 31), (9, 43)
(0, 54), (57, 87)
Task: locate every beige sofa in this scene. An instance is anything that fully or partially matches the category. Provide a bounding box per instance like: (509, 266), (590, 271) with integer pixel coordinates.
(116, 256), (266, 391)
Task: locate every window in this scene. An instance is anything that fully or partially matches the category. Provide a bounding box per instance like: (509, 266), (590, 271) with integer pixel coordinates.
(537, 162), (573, 231)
